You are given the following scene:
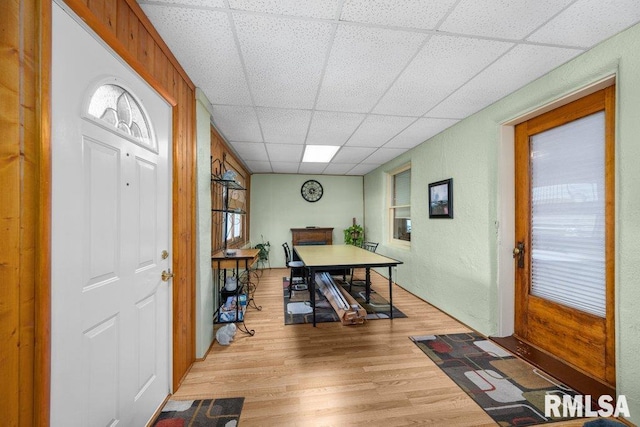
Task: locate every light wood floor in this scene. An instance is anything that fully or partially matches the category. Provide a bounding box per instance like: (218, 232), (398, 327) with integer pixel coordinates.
(172, 268), (591, 426)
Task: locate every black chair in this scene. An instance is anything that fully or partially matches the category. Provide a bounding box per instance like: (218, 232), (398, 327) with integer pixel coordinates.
(349, 242), (379, 291)
(361, 242), (379, 253)
(282, 243), (306, 297)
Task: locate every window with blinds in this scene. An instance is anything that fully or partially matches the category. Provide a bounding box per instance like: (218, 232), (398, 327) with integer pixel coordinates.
(530, 111), (605, 317)
(390, 165), (411, 243)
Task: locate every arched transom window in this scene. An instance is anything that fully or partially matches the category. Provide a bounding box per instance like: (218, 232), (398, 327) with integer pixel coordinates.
(87, 83), (154, 148)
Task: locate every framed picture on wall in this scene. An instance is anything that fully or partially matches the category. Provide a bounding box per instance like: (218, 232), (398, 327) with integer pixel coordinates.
(429, 178), (453, 219)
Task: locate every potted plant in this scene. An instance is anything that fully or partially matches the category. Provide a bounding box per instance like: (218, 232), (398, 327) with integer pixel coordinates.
(343, 218), (364, 247)
(253, 237), (270, 269)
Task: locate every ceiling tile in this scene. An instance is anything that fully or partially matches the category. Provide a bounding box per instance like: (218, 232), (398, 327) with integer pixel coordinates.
(211, 106), (263, 142)
(233, 13), (334, 109)
(298, 163), (329, 174)
(527, 0), (640, 48)
(140, 5), (252, 105)
(340, 0), (457, 30)
(346, 115), (416, 147)
(146, 0), (225, 7)
(427, 44), (582, 119)
(323, 163), (357, 175)
(316, 25), (427, 113)
(271, 162), (300, 173)
(332, 146), (376, 163)
(374, 35), (513, 116)
(346, 163), (379, 175)
(265, 143), (304, 162)
(228, 0), (340, 19)
(229, 142), (269, 161)
(256, 108), (312, 144)
(244, 161), (272, 173)
(439, 0), (574, 40)
(141, 0), (637, 176)
(363, 148), (408, 164)
(385, 118), (459, 148)
(306, 111), (366, 146)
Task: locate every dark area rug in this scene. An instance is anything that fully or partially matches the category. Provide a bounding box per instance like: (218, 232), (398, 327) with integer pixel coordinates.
(152, 397), (244, 426)
(283, 277), (406, 325)
(410, 332), (581, 426)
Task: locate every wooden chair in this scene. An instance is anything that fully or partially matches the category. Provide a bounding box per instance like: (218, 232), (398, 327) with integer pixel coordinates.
(282, 242), (306, 297)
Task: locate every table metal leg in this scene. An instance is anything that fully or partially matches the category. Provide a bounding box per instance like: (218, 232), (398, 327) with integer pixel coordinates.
(365, 268), (371, 303)
(310, 268), (316, 327)
(388, 266), (393, 319)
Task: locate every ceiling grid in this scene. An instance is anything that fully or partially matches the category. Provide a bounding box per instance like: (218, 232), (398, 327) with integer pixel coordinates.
(139, 0), (640, 175)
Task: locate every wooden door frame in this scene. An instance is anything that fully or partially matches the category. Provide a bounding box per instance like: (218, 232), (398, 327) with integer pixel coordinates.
(496, 75), (617, 338)
(513, 85), (616, 384)
(494, 77), (617, 398)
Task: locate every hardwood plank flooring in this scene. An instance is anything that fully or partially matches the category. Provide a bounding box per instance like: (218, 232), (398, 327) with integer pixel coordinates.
(171, 268), (594, 426)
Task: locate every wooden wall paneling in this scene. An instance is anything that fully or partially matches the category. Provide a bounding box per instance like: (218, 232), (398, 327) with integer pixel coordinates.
(20, 0), (38, 424)
(64, 0), (177, 104)
(152, 41), (161, 86)
(115, 0), (128, 43)
(0, 1), (23, 424)
(127, 7), (139, 58)
(188, 88), (197, 384)
(122, 0), (193, 89)
(138, 24), (151, 70)
(103, 0), (116, 31)
(1, 0), (50, 425)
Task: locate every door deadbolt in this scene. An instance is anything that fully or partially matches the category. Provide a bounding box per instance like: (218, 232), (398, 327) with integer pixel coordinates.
(161, 269), (174, 282)
(161, 250), (169, 260)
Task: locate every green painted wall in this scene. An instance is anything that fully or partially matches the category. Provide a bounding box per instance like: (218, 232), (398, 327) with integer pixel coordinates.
(195, 90), (215, 357)
(364, 23), (640, 421)
(250, 174), (364, 268)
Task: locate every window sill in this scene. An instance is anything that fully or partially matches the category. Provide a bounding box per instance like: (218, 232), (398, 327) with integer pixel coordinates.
(388, 239), (411, 250)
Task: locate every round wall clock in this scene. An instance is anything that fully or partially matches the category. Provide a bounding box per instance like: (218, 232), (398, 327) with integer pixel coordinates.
(301, 179), (323, 202)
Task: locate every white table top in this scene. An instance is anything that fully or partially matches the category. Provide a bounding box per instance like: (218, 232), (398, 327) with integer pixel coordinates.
(293, 244), (402, 268)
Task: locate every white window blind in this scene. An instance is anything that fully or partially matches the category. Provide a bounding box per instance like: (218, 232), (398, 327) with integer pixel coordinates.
(530, 111), (605, 317)
(391, 168), (411, 242)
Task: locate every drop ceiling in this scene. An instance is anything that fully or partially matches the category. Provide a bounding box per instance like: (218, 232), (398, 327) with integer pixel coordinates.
(138, 0), (640, 175)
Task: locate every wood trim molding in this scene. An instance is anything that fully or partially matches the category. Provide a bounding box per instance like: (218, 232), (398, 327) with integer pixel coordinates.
(36, 1), (53, 425)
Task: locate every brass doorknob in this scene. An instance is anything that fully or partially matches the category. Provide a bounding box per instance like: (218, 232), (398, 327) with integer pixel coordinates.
(161, 269), (174, 282)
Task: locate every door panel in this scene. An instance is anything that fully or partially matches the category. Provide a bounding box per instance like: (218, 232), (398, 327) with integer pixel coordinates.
(514, 86), (615, 387)
(51, 4), (172, 426)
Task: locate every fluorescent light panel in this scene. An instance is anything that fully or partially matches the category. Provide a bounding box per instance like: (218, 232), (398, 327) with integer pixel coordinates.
(302, 145), (340, 163)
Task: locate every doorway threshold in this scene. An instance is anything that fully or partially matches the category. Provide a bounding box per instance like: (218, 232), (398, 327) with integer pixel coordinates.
(490, 335), (615, 400)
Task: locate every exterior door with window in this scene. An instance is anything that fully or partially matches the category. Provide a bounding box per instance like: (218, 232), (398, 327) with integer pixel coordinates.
(51, 4), (172, 426)
(514, 87), (615, 388)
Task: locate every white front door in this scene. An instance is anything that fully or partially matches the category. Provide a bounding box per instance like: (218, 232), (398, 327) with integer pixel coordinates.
(51, 3), (172, 426)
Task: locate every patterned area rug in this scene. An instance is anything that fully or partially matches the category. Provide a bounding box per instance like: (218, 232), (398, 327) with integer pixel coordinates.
(152, 398), (244, 426)
(284, 277), (406, 325)
(410, 332), (581, 426)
